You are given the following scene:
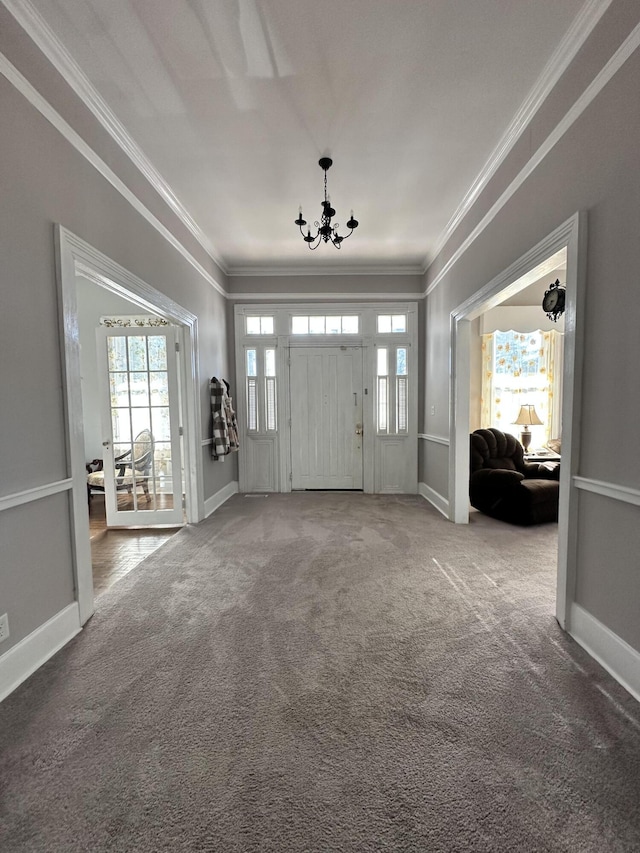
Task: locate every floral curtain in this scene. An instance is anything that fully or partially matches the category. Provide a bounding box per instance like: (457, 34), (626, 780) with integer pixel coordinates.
(481, 329), (562, 446)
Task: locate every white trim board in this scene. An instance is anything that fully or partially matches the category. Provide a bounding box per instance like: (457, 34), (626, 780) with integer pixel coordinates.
(230, 291), (422, 302)
(0, 479), (71, 512)
(0, 603), (81, 703)
(56, 227), (205, 626)
(574, 476), (640, 507)
(229, 266), (423, 277)
(447, 212), (586, 633)
(1, 0), (227, 275)
(425, 0), (613, 273)
(418, 433), (450, 446)
(425, 19), (640, 295)
(418, 482), (449, 519)
(204, 480), (239, 518)
(2, 0), (611, 283)
(0, 52), (227, 298)
(569, 603), (640, 704)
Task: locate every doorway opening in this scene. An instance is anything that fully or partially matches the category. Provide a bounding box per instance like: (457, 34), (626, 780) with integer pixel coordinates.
(57, 227), (203, 624)
(448, 212), (586, 628)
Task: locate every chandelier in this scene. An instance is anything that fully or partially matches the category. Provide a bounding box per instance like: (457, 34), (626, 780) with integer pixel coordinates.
(295, 158), (359, 249)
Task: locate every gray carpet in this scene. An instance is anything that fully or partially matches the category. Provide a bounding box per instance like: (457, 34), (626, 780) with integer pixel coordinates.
(1, 493), (640, 852)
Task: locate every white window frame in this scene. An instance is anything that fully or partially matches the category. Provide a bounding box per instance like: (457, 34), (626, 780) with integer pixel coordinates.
(235, 303), (418, 495)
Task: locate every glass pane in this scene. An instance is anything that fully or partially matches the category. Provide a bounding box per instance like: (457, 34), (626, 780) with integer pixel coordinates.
(113, 441), (131, 461)
(107, 336), (127, 371)
(128, 336), (147, 371)
(396, 348), (407, 376)
(397, 376), (408, 432)
(291, 316), (308, 334)
(147, 336), (167, 370)
(377, 315), (391, 334)
(129, 372), (150, 407)
(130, 409), (151, 436)
(109, 372), (129, 408)
(246, 349), (257, 377)
(265, 349), (276, 377)
(247, 378), (257, 430)
(392, 315), (407, 333)
(246, 316), (260, 334)
(260, 317), (274, 334)
(309, 316), (325, 334)
(378, 377), (388, 431)
(326, 316), (341, 334)
(152, 407), (171, 441)
(154, 442), (172, 479)
(111, 409), (131, 443)
(341, 316), (359, 334)
(377, 347), (388, 376)
(150, 371), (169, 405)
(266, 377), (277, 431)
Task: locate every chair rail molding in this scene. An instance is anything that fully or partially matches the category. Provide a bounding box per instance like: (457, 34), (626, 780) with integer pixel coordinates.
(418, 433), (450, 446)
(573, 476), (640, 507)
(0, 479), (72, 512)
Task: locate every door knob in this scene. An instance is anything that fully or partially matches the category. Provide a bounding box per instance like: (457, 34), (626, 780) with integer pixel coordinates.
(355, 423), (363, 436)
(102, 440), (111, 447)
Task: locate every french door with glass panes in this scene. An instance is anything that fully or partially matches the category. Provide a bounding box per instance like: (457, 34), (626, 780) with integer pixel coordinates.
(96, 326), (184, 526)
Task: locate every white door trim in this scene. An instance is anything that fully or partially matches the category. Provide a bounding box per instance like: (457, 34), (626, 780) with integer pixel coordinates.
(234, 302), (418, 495)
(448, 211), (587, 629)
(55, 226), (203, 625)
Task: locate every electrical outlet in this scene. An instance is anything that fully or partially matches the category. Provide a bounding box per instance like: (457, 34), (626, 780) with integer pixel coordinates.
(0, 613), (9, 644)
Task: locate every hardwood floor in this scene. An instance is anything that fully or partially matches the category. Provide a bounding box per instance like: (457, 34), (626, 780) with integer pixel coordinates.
(89, 495), (181, 596)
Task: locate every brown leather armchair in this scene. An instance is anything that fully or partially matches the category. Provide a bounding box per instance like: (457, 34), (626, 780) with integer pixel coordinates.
(470, 428), (560, 525)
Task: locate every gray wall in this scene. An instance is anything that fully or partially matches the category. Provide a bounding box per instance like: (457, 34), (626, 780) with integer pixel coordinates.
(228, 273), (423, 297)
(422, 1), (640, 651)
(0, 18), (235, 653)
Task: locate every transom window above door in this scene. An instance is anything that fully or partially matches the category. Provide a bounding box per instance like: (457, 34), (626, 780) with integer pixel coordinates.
(377, 314), (407, 334)
(291, 315), (359, 335)
(245, 316), (274, 335)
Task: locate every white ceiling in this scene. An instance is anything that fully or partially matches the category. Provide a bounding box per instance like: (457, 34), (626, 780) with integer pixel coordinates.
(23, 0), (587, 273)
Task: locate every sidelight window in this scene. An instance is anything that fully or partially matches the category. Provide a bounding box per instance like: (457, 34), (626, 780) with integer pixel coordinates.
(377, 346), (409, 434)
(245, 346), (278, 433)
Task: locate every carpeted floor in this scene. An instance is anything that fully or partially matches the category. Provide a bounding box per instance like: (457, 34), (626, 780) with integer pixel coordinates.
(1, 493), (639, 852)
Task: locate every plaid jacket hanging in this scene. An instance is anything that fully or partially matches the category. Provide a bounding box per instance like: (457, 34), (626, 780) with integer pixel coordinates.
(210, 377), (239, 459)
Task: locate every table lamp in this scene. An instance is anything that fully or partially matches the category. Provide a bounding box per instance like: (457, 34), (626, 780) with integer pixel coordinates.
(513, 404), (543, 452)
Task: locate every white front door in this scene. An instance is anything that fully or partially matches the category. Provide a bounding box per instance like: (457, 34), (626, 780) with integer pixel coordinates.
(96, 326), (184, 526)
(290, 347), (363, 489)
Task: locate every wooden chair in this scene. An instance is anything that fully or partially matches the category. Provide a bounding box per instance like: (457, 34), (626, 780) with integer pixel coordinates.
(87, 429), (154, 502)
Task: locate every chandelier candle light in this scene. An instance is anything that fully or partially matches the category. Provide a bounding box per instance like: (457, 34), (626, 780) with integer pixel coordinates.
(295, 158), (359, 249)
(513, 404), (543, 452)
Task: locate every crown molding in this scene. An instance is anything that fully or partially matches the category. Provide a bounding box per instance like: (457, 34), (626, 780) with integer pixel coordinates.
(1, 0), (228, 275)
(228, 264), (424, 277)
(229, 291), (422, 302)
(0, 51), (228, 299)
(423, 0), (614, 274)
(425, 15), (640, 297)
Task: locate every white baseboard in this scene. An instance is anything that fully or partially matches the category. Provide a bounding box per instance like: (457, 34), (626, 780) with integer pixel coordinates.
(204, 480), (239, 518)
(569, 603), (640, 703)
(419, 482), (450, 519)
(0, 603), (81, 703)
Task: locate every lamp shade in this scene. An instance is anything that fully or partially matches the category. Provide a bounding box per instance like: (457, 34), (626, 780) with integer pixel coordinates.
(513, 404), (543, 426)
